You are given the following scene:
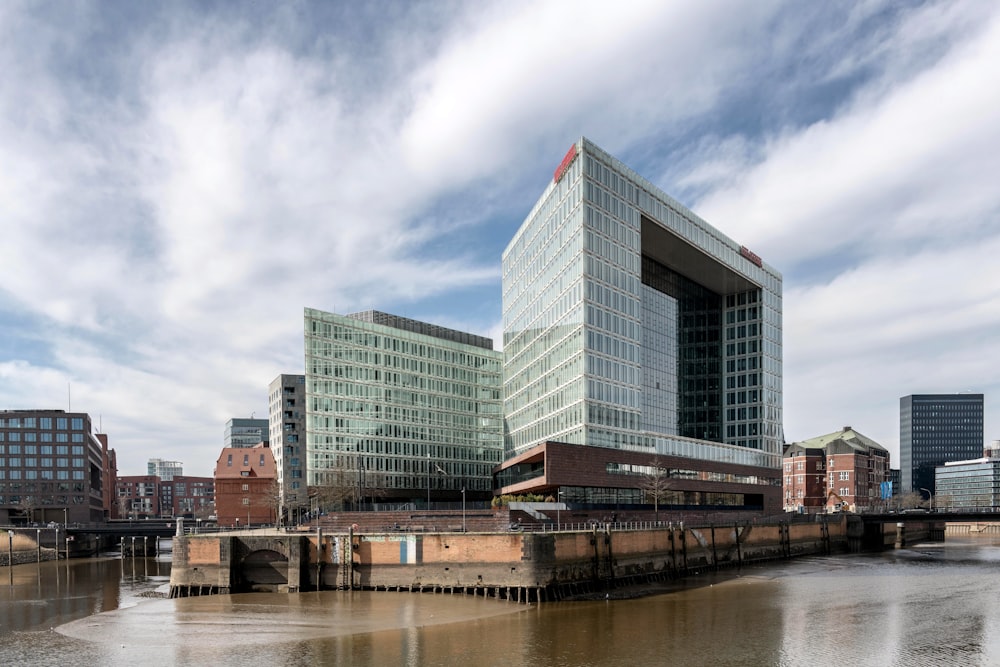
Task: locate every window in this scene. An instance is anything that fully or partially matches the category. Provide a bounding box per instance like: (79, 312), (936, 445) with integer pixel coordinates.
(242, 484), (249, 491)
(839, 471), (850, 481)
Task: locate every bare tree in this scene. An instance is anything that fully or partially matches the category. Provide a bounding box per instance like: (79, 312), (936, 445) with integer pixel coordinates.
(14, 496), (38, 525)
(638, 459), (672, 522)
(263, 479), (283, 527)
(312, 463), (360, 512)
(362, 471), (389, 508)
(934, 492), (953, 511)
(895, 491), (924, 510)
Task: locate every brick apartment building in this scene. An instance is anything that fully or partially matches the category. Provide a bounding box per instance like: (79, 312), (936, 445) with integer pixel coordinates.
(214, 443), (277, 527)
(783, 426), (890, 513)
(116, 474), (214, 519)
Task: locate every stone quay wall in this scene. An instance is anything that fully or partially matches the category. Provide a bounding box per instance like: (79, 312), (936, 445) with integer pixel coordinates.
(170, 518), (848, 601)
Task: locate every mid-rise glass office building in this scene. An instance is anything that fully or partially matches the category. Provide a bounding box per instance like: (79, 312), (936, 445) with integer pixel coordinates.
(900, 393), (984, 495)
(936, 452), (1000, 510)
(304, 308), (503, 503)
(224, 418), (269, 448)
(499, 138), (783, 511)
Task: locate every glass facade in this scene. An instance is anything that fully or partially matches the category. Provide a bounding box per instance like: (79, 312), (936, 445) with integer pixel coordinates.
(503, 138), (783, 469)
(900, 393), (984, 494)
(936, 458), (1000, 509)
(224, 418), (269, 448)
(304, 308), (503, 498)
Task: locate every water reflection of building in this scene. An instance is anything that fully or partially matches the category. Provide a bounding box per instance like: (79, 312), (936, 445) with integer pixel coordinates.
(783, 426), (890, 513)
(495, 138), (783, 513)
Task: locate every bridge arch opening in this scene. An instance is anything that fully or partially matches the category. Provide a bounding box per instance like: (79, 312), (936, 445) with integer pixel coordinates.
(239, 549), (289, 591)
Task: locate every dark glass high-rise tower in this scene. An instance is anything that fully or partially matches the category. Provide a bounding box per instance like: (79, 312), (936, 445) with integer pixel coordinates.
(900, 393), (984, 496)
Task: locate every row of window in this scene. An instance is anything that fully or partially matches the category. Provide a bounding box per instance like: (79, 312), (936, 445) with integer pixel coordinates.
(0, 458), (85, 468)
(0, 433), (86, 443)
(0, 470), (85, 480)
(0, 417), (85, 429)
(0, 481), (84, 491)
(309, 318), (498, 368)
(0, 495), (86, 504)
(0, 445), (85, 455)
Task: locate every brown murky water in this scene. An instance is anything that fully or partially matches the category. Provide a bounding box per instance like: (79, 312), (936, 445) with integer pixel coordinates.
(4, 540), (1000, 666)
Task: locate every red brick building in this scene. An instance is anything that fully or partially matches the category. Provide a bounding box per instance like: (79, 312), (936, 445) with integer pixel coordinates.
(783, 426), (890, 513)
(117, 475), (162, 519)
(115, 474), (214, 519)
(214, 444), (277, 527)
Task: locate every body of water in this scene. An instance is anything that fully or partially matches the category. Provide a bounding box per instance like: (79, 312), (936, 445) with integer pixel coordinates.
(3, 538), (1000, 666)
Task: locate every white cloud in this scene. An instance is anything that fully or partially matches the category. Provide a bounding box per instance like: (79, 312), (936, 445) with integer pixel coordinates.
(2, 0), (998, 477)
(696, 2), (1000, 267)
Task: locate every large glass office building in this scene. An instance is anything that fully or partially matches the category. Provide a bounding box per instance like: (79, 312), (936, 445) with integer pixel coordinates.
(936, 450), (1000, 510)
(498, 138), (783, 512)
(900, 393), (984, 496)
(304, 308), (504, 503)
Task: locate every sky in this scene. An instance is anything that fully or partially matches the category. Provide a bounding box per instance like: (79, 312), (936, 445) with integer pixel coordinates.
(2, 0), (999, 477)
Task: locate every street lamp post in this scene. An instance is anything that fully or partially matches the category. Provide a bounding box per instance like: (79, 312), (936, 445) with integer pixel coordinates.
(557, 490), (563, 531)
(461, 487), (466, 533)
(358, 462), (365, 511)
(426, 453), (431, 509)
